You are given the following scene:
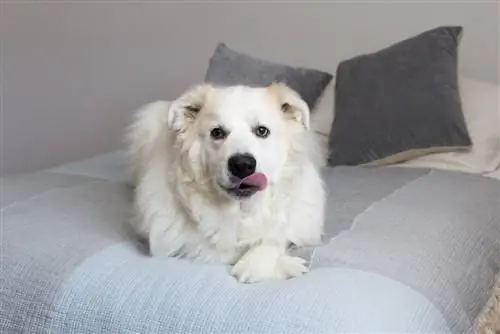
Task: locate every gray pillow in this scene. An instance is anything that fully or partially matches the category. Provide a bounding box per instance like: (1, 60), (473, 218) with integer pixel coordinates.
(204, 43), (333, 109)
(327, 26), (472, 167)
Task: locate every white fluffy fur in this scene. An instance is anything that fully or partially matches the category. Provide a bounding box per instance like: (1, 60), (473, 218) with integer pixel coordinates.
(126, 83), (325, 283)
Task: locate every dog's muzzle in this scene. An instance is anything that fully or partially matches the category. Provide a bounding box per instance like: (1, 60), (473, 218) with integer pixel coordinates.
(223, 154), (268, 198)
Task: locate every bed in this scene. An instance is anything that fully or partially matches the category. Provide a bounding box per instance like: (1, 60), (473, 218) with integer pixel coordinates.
(1, 149), (498, 333)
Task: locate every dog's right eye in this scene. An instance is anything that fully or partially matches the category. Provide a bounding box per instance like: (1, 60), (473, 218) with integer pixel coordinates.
(185, 105), (201, 113)
(210, 127), (227, 140)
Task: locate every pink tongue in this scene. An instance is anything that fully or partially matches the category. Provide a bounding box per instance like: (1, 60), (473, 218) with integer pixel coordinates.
(241, 172), (268, 190)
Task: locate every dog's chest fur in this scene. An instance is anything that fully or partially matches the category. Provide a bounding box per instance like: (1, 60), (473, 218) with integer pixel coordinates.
(187, 189), (288, 262)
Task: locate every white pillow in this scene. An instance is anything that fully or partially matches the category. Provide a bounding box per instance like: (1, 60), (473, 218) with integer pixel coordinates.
(400, 76), (500, 174)
(310, 76), (500, 175)
(485, 168), (500, 181)
(311, 81), (335, 138)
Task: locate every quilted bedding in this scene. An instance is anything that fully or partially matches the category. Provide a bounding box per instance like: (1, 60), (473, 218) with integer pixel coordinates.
(1, 151), (499, 333)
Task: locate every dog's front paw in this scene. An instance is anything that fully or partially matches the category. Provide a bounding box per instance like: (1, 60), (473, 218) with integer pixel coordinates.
(231, 245), (308, 283)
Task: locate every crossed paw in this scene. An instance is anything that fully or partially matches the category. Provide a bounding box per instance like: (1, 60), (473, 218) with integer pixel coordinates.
(231, 245), (309, 283)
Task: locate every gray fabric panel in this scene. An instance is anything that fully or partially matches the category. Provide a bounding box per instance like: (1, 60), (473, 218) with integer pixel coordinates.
(0, 171), (98, 208)
(48, 150), (131, 184)
(321, 166), (431, 237)
(311, 169), (500, 333)
(0, 180), (135, 332)
(204, 43), (333, 109)
(328, 26), (472, 166)
(292, 166), (430, 260)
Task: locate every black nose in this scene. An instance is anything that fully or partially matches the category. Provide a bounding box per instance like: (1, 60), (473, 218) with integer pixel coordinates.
(227, 154), (256, 179)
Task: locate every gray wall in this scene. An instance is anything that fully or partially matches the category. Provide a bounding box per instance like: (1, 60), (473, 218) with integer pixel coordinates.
(1, 1), (499, 176)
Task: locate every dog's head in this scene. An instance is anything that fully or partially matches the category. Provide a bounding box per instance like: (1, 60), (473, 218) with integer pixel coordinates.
(167, 83), (310, 199)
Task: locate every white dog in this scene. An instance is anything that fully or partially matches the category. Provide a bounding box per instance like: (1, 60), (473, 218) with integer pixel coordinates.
(127, 82), (325, 283)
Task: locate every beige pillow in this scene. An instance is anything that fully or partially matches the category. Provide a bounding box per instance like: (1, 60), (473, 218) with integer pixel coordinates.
(400, 76), (500, 174)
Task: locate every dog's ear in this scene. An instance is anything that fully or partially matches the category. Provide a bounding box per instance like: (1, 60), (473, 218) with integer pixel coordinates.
(167, 84), (213, 132)
(268, 82), (310, 130)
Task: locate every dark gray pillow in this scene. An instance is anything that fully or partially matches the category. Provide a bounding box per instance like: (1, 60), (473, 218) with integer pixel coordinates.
(204, 43), (333, 109)
(327, 26), (472, 167)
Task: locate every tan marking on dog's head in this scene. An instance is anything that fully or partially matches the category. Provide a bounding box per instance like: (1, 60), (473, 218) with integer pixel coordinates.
(167, 83), (214, 133)
(266, 82), (310, 130)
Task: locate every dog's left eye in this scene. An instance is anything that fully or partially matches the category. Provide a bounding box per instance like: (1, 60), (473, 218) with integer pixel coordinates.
(254, 126), (271, 138)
